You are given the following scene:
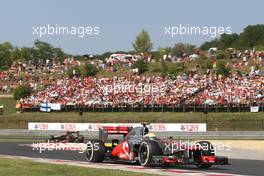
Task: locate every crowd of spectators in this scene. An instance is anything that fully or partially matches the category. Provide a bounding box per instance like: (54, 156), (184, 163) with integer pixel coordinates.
(228, 48), (264, 68)
(1, 49), (263, 108)
(21, 73), (263, 107)
(0, 58), (77, 93)
(185, 75), (263, 105)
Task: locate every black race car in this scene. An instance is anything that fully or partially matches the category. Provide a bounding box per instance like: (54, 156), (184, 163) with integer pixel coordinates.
(47, 131), (84, 143)
(86, 124), (229, 168)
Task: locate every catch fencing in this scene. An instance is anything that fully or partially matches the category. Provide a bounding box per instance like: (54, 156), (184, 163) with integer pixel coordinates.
(21, 103), (264, 113)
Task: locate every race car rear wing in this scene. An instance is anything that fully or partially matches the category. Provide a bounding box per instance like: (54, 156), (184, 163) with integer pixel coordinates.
(102, 126), (132, 134)
(99, 126), (133, 142)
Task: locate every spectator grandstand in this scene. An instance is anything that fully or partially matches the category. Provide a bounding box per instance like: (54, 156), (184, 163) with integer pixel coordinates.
(20, 73), (263, 108)
(0, 47), (263, 111)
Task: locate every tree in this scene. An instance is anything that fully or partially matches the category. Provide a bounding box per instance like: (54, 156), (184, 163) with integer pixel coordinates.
(0, 40), (70, 69)
(198, 56), (213, 70)
(220, 33), (239, 49)
(20, 47), (34, 61)
(167, 63), (184, 76)
(132, 59), (148, 74)
(0, 42), (13, 70)
(132, 29), (153, 53)
(216, 50), (228, 60)
(161, 60), (168, 75)
(67, 66), (82, 77)
(148, 62), (163, 73)
(10, 47), (21, 61)
(216, 61), (231, 77)
(13, 85), (32, 100)
(200, 24), (264, 50)
(34, 40), (54, 60)
(239, 24), (264, 48)
(53, 47), (66, 62)
(82, 64), (98, 77)
(200, 39), (220, 50)
(172, 43), (195, 57)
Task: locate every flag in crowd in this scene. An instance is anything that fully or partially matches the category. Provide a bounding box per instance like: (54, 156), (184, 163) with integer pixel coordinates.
(40, 102), (61, 112)
(40, 102), (51, 112)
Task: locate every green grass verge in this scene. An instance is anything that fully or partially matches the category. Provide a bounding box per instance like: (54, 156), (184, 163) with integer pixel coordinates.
(0, 157), (154, 176)
(0, 97), (16, 115)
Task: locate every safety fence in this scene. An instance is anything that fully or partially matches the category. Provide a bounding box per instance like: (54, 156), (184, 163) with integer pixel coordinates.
(21, 103), (264, 113)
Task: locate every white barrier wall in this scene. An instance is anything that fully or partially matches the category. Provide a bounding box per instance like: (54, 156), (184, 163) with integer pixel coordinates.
(28, 122), (206, 132)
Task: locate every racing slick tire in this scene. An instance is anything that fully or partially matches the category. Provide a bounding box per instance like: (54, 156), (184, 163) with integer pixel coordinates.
(46, 135), (54, 142)
(138, 140), (161, 167)
(195, 141), (215, 169)
(86, 140), (105, 162)
(65, 135), (71, 142)
(77, 135), (84, 143)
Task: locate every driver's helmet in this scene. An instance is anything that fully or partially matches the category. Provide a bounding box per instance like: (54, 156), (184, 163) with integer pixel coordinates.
(144, 132), (157, 140)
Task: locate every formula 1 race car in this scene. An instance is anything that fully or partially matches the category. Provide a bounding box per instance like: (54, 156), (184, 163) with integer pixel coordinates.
(85, 124), (229, 168)
(47, 131), (84, 143)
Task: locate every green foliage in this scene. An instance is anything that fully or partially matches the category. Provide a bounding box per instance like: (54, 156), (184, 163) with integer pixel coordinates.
(82, 64), (98, 77)
(148, 61), (184, 76)
(52, 47), (67, 62)
(0, 42), (14, 70)
(200, 24), (264, 50)
(153, 47), (173, 61)
(198, 56), (213, 69)
(219, 33), (239, 49)
(67, 66), (82, 77)
(97, 51), (112, 60)
(0, 40), (67, 70)
(216, 61), (231, 77)
(172, 43), (195, 57)
(204, 59), (213, 69)
(216, 50), (229, 60)
(34, 40), (54, 60)
(161, 60), (168, 74)
(148, 62), (163, 73)
(167, 63), (185, 76)
(239, 25), (264, 48)
(132, 59), (148, 74)
(13, 85), (32, 100)
(200, 39), (220, 50)
(133, 29), (153, 53)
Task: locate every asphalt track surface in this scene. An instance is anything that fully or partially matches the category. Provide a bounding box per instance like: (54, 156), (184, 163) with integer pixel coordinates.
(0, 142), (264, 176)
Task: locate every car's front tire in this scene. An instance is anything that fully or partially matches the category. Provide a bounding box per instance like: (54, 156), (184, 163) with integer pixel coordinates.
(138, 140), (161, 167)
(86, 140), (105, 162)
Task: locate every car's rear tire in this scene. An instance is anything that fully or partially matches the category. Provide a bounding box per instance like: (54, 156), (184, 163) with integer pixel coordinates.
(77, 135), (84, 143)
(197, 141), (215, 155)
(138, 140), (161, 167)
(86, 140), (105, 162)
(195, 141), (214, 169)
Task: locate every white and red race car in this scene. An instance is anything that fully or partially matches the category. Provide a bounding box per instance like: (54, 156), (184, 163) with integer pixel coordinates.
(86, 124), (229, 168)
